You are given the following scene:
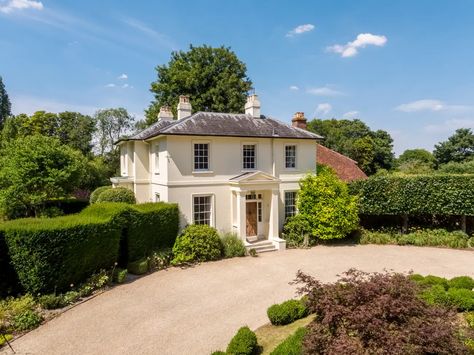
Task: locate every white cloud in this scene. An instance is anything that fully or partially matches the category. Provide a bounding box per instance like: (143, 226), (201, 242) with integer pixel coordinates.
(289, 85), (299, 91)
(315, 103), (332, 116)
(286, 24), (315, 37)
(122, 83), (131, 89)
(307, 87), (343, 97)
(118, 73), (128, 80)
(105, 83), (116, 88)
(0, 0), (43, 13)
(327, 33), (387, 58)
(424, 118), (474, 134)
(396, 99), (473, 113)
(343, 110), (360, 119)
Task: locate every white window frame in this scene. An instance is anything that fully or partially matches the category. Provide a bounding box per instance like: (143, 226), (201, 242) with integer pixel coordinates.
(284, 144), (297, 170)
(121, 145), (128, 176)
(193, 141), (211, 172)
(191, 194), (215, 226)
(242, 143), (257, 170)
(284, 191), (298, 219)
(154, 142), (160, 175)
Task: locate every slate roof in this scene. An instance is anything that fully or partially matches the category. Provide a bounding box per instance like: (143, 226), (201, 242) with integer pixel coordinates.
(316, 143), (367, 182)
(118, 112), (322, 143)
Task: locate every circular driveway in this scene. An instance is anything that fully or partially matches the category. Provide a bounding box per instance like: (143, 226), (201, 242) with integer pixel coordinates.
(3, 245), (473, 355)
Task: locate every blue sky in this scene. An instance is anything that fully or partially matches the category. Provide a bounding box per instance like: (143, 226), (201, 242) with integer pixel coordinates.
(1, 0), (474, 155)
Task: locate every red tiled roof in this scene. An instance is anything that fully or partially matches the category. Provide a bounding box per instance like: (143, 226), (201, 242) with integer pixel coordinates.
(316, 144), (367, 182)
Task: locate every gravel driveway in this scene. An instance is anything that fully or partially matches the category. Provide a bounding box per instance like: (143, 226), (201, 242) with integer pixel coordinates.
(3, 245), (473, 355)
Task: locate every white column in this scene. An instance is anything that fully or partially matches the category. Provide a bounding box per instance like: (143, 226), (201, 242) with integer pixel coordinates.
(236, 191), (246, 241)
(268, 189), (280, 240)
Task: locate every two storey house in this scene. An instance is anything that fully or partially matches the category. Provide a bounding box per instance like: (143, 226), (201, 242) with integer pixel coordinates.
(112, 95), (322, 251)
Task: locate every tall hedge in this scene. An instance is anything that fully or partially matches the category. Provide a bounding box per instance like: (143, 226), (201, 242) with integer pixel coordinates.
(350, 174), (474, 216)
(2, 215), (121, 294)
(0, 228), (20, 297)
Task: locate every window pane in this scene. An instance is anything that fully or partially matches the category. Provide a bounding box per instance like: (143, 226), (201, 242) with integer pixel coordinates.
(285, 145), (296, 168)
(243, 144), (256, 169)
(284, 191), (297, 219)
(194, 143), (209, 170)
(193, 195), (212, 225)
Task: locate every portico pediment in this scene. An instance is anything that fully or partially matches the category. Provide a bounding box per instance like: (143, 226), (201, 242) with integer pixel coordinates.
(229, 171), (280, 185)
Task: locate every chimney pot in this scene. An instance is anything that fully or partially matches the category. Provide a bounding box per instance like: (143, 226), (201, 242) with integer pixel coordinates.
(245, 94), (261, 118)
(158, 105), (174, 121)
(177, 95), (192, 119)
(292, 112), (307, 130)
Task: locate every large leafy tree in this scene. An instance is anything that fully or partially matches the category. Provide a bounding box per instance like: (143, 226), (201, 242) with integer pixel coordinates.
(1, 111), (96, 155)
(0, 76), (12, 128)
(94, 108), (134, 155)
(395, 148), (436, 174)
(0, 135), (86, 219)
(145, 45), (253, 125)
(307, 118), (394, 174)
(433, 128), (474, 164)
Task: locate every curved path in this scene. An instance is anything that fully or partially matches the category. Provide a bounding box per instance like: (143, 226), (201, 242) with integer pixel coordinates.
(3, 245), (473, 355)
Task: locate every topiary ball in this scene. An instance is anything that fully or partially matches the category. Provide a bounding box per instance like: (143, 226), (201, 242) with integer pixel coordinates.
(89, 186), (112, 204)
(96, 187), (136, 204)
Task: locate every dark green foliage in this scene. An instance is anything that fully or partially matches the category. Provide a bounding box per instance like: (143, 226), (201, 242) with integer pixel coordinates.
(0, 76), (12, 128)
(2, 214), (121, 294)
(350, 174), (474, 216)
(434, 128), (474, 164)
(270, 327), (307, 355)
(148, 248), (173, 271)
(145, 45), (252, 125)
(12, 309), (42, 331)
(226, 326), (258, 355)
(282, 214), (312, 248)
(221, 233), (246, 258)
(445, 288), (474, 311)
(114, 269), (128, 284)
(211, 352), (226, 355)
(172, 224), (224, 265)
(90, 186), (112, 204)
(267, 299), (308, 326)
(448, 276), (474, 290)
(0, 231), (20, 297)
(96, 187), (136, 204)
(438, 159), (474, 174)
(38, 294), (67, 310)
(127, 258), (149, 275)
(359, 228), (473, 249)
(0, 295), (41, 332)
(418, 275), (449, 289)
(94, 108), (134, 156)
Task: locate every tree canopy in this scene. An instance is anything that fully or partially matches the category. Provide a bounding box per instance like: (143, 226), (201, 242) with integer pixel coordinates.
(395, 148), (436, 174)
(433, 128), (474, 164)
(94, 108), (134, 156)
(307, 118), (394, 175)
(145, 45), (253, 125)
(0, 76), (12, 128)
(0, 135), (86, 218)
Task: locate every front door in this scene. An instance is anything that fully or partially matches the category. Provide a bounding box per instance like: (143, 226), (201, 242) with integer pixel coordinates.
(246, 202), (258, 237)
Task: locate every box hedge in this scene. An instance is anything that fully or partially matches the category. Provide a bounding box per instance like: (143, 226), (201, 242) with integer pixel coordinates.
(350, 174), (474, 216)
(2, 214), (121, 294)
(267, 299), (309, 325)
(226, 326), (258, 355)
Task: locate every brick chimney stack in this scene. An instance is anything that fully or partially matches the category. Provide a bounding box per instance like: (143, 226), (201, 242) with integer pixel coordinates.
(244, 94), (261, 118)
(292, 112), (307, 130)
(158, 105), (174, 121)
(177, 95), (192, 119)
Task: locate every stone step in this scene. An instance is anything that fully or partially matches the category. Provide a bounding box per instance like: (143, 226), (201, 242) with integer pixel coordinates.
(245, 240), (277, 253)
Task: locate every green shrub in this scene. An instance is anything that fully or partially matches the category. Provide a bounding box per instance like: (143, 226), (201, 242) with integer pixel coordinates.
(172, 225), (224, 265)
(149, 248), (173, 271)
(350, 174), (474, 216)
(0, 295), (42, 332)
(419, 275), (449, 289)
(38, 294), (67, 310)
(96, 187), (136, 204)
(465, 312), (474, 328)
(89, 186), (112, 204)
(408, 274), (425, 283)
(2, 213), (121, 294)
(267, 299), (308, 326)
(12, 309), (42, 331)
(445, 288), (474, 311)
(226, 326), (258, 355)
(221, 233), (246, 258)
(0, 334), (13, 347)
(114, 268), (128, 284)
(128, 258), (149, 275)
(63, 291), (80, 305)
(420, 284), (449, 306)
(448, 276), (474, 290)
(270, 327), (307, 355)
(38, 206), (64, 218)
(297, 169), (359, 241)
(282, 214), (312, 248)
(210, 352), (226, 355)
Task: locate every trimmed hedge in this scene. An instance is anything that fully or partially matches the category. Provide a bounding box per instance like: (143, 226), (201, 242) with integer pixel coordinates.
(350, 174), (474, 216)
(270, 327), (307, 355)
(2, 214), (121, 294)
(226, 326), (258, 355)
(89, 186), (112, 204)
(96, 187), (136, 204)
(0, 230), (20, 297)
(267, 299), (308, 326)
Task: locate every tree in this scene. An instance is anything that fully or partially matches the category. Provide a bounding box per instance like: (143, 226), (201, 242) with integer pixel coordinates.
(0, 76), (12, 128)
(1, 111), (96, 155)
(395, 148), (436, 174)
(0, 135), (86, 219)
(307, 118), (394, 174)
(145, 45), (253, 125)
(292, 167), (359, 241)
(94, 108), (133, 156)
(433, 128), (474, 164)
(437, 159), (474, 174)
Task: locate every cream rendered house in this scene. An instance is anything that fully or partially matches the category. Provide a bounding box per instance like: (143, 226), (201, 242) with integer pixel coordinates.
(112, 95), (322, 252)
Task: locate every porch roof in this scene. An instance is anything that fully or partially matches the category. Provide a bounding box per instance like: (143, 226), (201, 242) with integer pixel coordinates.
(229, 170), (281, 185)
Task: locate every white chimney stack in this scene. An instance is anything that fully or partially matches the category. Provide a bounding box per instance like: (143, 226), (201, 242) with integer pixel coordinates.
(245, 94), (261, 118)
(177, 95), (192, 119)
(158, 105), (174, 121)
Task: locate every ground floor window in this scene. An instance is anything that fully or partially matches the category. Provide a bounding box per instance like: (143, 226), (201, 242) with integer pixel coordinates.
(193, 195), (212, 225)
(284, 191), (297, 219)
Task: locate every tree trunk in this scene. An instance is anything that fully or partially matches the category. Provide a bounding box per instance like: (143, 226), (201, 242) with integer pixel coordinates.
(461, 215), (467, 234)
(402, 215), (409, 234)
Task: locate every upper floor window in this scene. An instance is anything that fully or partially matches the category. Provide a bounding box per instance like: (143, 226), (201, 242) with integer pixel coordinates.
(284, 191), (297, 219)
(243, 144), (256, 170)
(285, 145), (296, 169)
(194, 143), (209, 171)
(121, 145), (128, 176)
(154, 143), (160, 174)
